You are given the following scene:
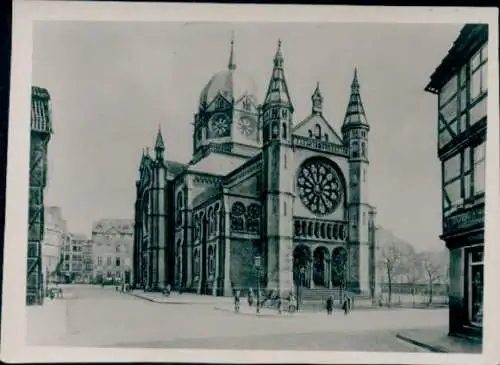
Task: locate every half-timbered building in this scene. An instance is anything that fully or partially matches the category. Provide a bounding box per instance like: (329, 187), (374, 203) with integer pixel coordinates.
(425, 24), (487, 340)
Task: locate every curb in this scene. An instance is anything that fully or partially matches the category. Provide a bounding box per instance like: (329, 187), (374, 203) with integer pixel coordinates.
(129, 293), (195, 304)
(396, 333), (448, 353)
(213, 306), (303, 318)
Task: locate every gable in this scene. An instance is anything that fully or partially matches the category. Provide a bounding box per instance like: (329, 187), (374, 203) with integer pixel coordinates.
(293, 114), (343, 145)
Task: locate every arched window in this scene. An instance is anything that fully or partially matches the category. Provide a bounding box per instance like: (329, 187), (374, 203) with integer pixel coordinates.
(363, 169), (366, 182)
(352, 141), (360, 158)
(208, 246), (215, 275)
(361, 142), (366, 158)
(308, 130), (313, 138)
(315, 124), (321, 139)
(214, 203), (220, 233)
(176, 192), (183, 226)
(230, 202), (246, 232)
(193, 248), (200, 277)
(246, 204), (261, 234)
(282, 122), (287, 139)
(281, 109), (288, 119)
(207, 207), (213, 236)
(324, 134), (329, 142)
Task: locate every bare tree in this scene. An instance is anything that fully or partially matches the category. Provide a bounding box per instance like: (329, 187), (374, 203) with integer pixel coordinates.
(378, 240), (404, 306)
(420, 252), (445, 305)
(403, 253), (423, 307)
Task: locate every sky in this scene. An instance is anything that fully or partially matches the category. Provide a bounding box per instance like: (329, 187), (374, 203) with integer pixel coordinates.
(32, 21), (464, 251)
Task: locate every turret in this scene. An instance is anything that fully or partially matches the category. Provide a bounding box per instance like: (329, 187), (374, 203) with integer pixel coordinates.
(262, 40), (294, 144)
(342, 68), (372, 295)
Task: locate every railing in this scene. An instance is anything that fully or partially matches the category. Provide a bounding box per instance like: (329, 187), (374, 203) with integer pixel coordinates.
(293, 218), (347, 241)
(292, 135), (348, 156)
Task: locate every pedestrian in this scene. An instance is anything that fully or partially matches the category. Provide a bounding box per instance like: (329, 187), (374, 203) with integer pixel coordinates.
(342, 296), (348, 315)
(234, 290), (241, 313)
(326, 295), (334, 316)
(248, 288), (254, 307)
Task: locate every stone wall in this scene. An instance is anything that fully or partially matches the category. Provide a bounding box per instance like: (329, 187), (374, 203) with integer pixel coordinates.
(229, 239), (260, 292)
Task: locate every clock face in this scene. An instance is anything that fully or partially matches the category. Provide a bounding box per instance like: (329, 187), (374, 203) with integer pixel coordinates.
(238, 117), (256, 137)
(209, 114), (230, 137)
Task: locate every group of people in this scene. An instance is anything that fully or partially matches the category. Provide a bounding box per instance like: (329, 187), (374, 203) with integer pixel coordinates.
(326, 294), (353, 315)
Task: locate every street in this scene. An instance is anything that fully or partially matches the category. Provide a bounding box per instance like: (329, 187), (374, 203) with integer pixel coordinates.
(28, 285), (447, 351)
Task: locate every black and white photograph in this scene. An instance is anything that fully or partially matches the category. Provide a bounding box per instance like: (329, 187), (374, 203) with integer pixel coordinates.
(1, 1), (499, 364)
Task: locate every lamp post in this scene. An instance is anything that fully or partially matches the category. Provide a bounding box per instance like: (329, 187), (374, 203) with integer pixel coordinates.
(298, 266), (305, 311)
(254, 255), (261, 314)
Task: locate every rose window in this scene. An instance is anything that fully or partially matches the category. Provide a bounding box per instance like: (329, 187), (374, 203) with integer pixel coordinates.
(297, 158), (343, 215)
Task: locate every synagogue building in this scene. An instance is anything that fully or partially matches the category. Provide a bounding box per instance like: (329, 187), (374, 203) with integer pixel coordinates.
(133, 39), (377, 298)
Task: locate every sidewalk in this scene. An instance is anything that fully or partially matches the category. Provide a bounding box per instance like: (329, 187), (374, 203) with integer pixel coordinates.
(396, 327), (482, 353)
(26, 298), (67, 346)
(129, 290), (232, 305)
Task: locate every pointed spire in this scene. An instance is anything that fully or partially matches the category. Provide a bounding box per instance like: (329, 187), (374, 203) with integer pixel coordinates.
(274, 39), (284, 68)
(228, 31), (236, 71)
(263, 40), (293, 110)
(343, 67), (368, 127)
(312, 82), (323, 114)
(155, 124), (165, 157)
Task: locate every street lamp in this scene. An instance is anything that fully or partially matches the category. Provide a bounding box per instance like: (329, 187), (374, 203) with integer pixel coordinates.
(298, 266), (305, 311)
(254, 255), (261, 314)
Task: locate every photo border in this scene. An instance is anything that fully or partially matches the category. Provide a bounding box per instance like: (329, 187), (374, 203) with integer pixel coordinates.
(2, 1), (499, 363)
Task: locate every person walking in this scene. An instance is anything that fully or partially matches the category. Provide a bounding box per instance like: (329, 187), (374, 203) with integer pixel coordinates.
(326, 295), (334, 316)
(234, 290), (241, 313)
(248, 288), (254, 307)
(342, 296), (349, 315)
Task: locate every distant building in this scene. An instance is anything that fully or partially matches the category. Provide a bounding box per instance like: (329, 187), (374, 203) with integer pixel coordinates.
(42, 206), (67, 284)
(425, 24), (487, 340)
(59, 233), (91, 283)
(92, 219), (134, 284)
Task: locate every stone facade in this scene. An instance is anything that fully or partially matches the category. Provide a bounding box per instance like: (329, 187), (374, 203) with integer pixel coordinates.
(92, 219), (134, 284)
(134, 39), (377, 298)
(425, 24), (487, 339)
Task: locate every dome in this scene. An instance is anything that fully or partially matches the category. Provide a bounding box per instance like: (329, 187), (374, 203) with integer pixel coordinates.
(199, 68), (259, 108)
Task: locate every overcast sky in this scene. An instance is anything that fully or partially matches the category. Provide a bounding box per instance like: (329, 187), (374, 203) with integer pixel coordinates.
(33, 21), (464, 250)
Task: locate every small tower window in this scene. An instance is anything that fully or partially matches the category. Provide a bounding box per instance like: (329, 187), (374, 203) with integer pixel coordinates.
(361, 142), (366, 158)
(272, 108), (278, 119)
(352, 141), (360, 158)
(282, 109), (288, 119)
(217, 99), (224, 109)
(284, 201), (287, 216)
(284, 152), (287, 168)
(324, 134), (329, 142)
(308, 130), (313, 138)
(282, 122), (287, 139)
(363, 169), (366, 182)
(315, 124), (321, 139)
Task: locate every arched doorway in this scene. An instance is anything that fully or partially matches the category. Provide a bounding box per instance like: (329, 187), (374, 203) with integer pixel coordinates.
(293, 245), (311, 288)
(313, 246), (329, 287)
(331, 247), (348, 288)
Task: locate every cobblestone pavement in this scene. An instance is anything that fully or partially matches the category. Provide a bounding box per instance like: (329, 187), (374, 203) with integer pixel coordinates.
(29, 285), (447, 351)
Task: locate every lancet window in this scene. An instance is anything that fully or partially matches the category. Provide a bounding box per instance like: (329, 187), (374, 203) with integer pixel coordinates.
(247, 204), (261, 234)
(230, 202), (246, 232)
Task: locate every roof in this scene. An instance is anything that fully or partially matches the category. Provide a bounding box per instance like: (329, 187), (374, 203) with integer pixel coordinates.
(92, 219), (134, 234)
(188, 152), (247, 175)
(263, 40), (293, 109)
(342, 68), (368, 128)
(425, 24), (488, 93)
(165, 160), (187, 177)
(31, 86), (52, 133)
